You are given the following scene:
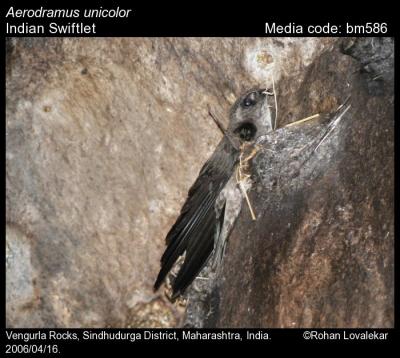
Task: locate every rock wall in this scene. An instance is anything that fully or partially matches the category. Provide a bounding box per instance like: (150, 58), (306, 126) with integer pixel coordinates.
(6, 37), (393, 328)
(185, 37), (394, 328)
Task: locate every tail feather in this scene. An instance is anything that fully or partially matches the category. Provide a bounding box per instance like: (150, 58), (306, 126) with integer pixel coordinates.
(153, 192), (215, 291)
(172, 212), (216, 296)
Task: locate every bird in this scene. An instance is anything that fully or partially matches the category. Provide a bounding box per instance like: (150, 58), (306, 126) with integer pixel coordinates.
(154, 88), (275, 299)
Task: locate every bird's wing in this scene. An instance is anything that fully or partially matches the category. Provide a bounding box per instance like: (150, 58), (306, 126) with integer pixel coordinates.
(154, 140), (236, 297)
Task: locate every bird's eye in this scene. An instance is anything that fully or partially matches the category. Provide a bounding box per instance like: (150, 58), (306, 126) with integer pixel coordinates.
(242, 92), (257, 107)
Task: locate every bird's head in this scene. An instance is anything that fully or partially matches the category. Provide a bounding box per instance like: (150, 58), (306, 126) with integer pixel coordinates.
(228, 88), (274, 145)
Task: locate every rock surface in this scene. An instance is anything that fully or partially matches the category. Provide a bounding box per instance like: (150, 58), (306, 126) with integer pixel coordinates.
(185, 37), (394, 328)
(6, 37), (393, 328)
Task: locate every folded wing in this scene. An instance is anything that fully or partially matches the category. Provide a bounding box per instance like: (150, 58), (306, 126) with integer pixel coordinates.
(154, 139), (237, 297)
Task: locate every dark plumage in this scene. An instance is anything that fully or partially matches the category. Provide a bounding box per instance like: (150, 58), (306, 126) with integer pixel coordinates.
(154, 88), (274, 298)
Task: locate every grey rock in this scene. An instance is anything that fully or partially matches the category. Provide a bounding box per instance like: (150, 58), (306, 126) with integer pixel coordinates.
(185, 38), (394, 328)
(10, 37), (379, 328)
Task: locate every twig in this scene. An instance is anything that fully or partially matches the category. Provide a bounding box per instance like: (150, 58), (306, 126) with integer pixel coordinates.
(291, 97), (352, 171)
(236, 144), (259, 221)
(284, 113), (320, 127)
(271, 73), (278, 130)
(313, 104), (351, 152)
(240, 182), (257, 221)
(337, 95), (351, 111)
